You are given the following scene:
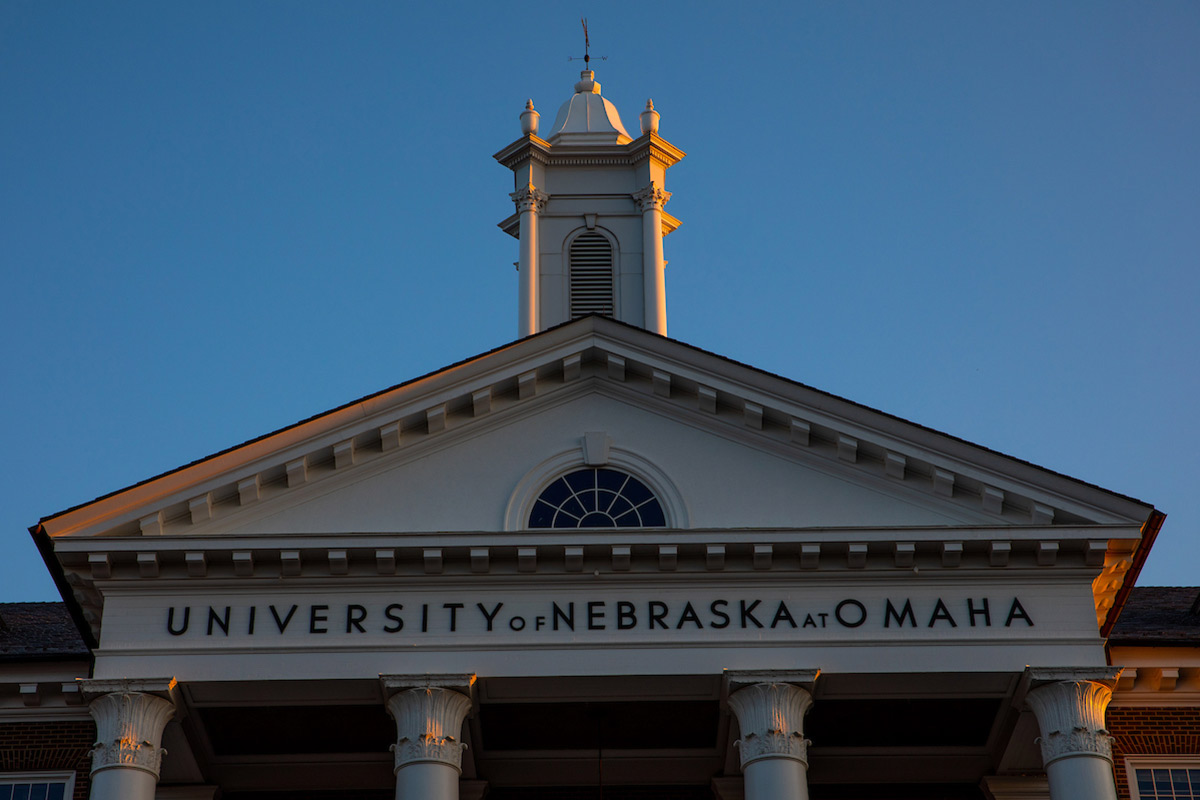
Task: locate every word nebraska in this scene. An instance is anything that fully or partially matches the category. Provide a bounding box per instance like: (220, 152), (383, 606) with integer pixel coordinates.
(164, 596), (1034, 637)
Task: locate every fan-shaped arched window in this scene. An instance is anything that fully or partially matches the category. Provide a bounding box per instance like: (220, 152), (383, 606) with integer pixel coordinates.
(569, 231), (614, 318)
(528, 468), (666, 528)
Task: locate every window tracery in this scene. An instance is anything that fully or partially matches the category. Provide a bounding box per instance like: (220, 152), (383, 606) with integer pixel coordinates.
(528, 467), (666, 528)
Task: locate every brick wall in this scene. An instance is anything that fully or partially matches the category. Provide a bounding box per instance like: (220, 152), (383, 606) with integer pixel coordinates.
(1109, 707), (1200, 800)
(0, 719), (95, 800)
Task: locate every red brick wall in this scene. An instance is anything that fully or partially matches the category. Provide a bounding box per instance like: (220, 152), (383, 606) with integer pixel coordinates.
(0, 720), (95, 800)
(1108, 707), (1200, 800)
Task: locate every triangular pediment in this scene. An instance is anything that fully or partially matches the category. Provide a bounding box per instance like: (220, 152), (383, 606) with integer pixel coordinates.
(40, 316), (1152, 541)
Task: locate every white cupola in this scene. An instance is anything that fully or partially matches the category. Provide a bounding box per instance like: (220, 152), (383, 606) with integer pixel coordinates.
(545, 71), (633, 145)
(494, 70), (685, 337)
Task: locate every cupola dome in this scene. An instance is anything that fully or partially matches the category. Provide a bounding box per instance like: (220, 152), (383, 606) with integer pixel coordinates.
(546, 71), (633, 145)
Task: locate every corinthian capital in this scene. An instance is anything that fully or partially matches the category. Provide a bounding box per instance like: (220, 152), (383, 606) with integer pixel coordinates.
(386, 686), (473, 774)
(1025, 669), (1120, 767)
(84, 681), (177, 778)
(633, 182), (671, 211)
(510, 184), (549, 213)
(728, 682), (814, 769)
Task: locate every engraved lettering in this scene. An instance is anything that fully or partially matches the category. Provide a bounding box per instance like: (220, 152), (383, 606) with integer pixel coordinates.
(207, 606), (230, 636)
(270, 604), (298, 633)
(676, 601), (703, 629)
(928, 598), (957, 627)
(383, 603), (404, 633)
(477, 602), (503, 632)
(835, 599), (867, 628)
(167, 606), (190, 636)
(884, 599), (916, 628)
(346, 604), (367, 633)
(310, 605), (329, 634)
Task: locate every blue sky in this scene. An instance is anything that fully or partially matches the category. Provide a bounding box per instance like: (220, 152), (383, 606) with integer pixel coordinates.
(2, 2), (1197, 601)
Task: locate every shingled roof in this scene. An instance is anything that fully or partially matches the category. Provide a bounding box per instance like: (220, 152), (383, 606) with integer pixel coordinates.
(1109, 586), (1200, 646)
(0, 602), (90, 660)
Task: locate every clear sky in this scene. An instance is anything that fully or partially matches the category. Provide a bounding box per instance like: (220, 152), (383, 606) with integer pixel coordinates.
(2, 2), (1197, 601)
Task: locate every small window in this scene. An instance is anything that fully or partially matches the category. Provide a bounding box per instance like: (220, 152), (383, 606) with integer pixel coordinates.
(569, 232), (614, 318)
(529, 468), (666, 528)
(0, 772), (75, 800)
(1128, 759), (1200, 800)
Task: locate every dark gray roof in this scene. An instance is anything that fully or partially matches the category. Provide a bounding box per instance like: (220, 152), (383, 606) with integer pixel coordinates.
(1109, 586), (1200, 645)
(0, 602), (90, 660)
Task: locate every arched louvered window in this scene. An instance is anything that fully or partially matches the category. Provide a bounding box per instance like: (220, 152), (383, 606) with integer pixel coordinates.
(569, 231), (615, 318)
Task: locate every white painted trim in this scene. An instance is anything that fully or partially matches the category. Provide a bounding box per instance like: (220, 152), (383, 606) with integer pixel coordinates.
(504, 445), (690, 530)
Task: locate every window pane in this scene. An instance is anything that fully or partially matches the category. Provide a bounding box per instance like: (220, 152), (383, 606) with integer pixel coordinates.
(1138, 770), (1157, 794)
(13, 786), (30, 800)
(1155, 769), (1173, 793)
(0, 786), (12, 800)
(1173, 770), (1191, 793)
(638, 499), (666, 527)
(564, 470), (595, 493)
(595, 469), (627, 492)
(28, 786), (47, 800)
(528, 500), (556, 528)
(621, 478), (653, 506)
(47, 787), (65, 800)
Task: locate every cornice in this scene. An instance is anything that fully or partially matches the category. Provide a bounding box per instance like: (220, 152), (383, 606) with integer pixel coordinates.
(59, 524), (1121, 642)
(1109, 665), (1200, 706)
(493, 132), (685, 171)
(41, 319), (1151, 541)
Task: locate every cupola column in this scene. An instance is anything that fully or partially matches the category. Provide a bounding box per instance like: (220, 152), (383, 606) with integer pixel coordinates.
(633, 182), (671, 336)
(726, 671), (817, 800)
(82, 679), (177, 800)
(512, 185), (548, 337)
(1024, 668), (1122, 800)
(383, 674), (475, 800)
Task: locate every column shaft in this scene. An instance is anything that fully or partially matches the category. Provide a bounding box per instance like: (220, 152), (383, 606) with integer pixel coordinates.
(642, 204), (666, 335)
(634, 182), (670, 335)
(512, 185), (546, 337)
(395, 762), (460, 799)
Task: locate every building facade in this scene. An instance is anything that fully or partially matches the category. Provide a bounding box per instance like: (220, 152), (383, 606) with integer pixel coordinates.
(1, 69), (1187, 800)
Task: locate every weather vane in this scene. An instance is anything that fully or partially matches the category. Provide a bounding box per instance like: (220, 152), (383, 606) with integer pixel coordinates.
(569, 18), (607, 67)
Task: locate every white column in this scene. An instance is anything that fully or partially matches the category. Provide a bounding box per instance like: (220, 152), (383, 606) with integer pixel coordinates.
(383, 675), (475, 800)
(633, 182), (671, 336)
(728, 680), (815, 800)
(1025, 667), (1121, 800)
(511, 184), (547, 337)
(82, 679), (177, 800)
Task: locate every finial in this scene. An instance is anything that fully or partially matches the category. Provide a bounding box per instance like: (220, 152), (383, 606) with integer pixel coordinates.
(568, 17), (607, 69)
(520, 99), (540, 136)
(640, 98), (660, 135)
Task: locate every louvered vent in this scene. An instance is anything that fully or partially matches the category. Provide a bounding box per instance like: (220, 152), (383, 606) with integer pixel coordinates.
(569, 232), (614, 318)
